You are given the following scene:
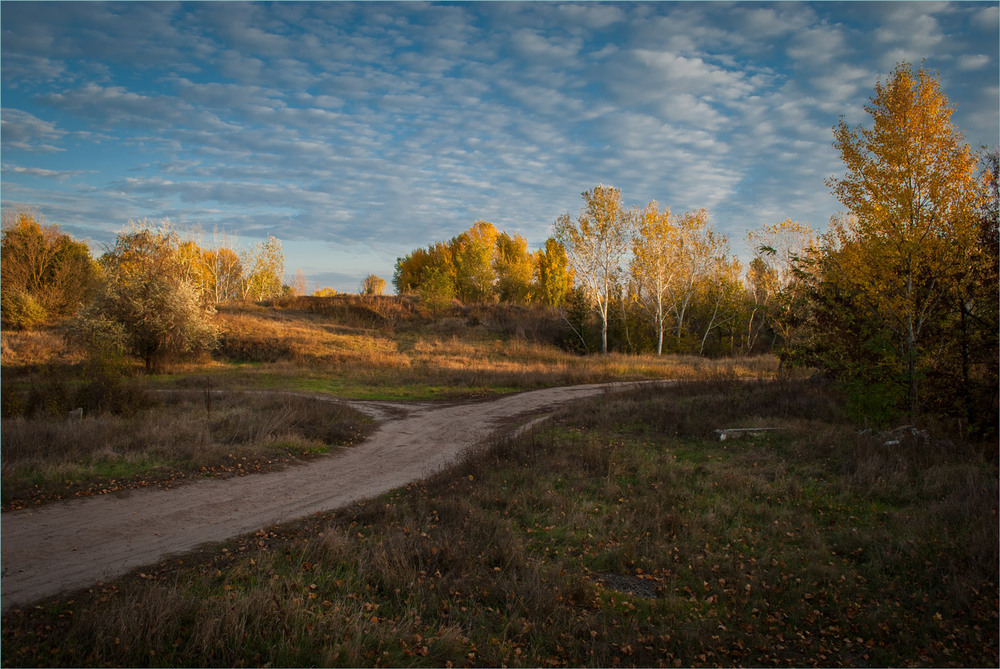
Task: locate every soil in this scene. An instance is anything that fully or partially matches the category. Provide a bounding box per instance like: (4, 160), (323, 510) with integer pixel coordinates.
(0, 381), (662, 612)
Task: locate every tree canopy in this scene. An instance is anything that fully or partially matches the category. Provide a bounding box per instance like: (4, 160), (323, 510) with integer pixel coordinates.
(1, 212), (97, 329)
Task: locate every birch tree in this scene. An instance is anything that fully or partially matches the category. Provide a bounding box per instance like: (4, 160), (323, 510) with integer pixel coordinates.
(663, 209), (720, 349)
(630, 201), (676, 355)
(554, 185), (633, 354)
(240, 236), (285, 302)
(746, 219), (817, 358)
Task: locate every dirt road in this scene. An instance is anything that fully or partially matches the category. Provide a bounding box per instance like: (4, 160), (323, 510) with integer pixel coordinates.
(1, 381), (660, 612)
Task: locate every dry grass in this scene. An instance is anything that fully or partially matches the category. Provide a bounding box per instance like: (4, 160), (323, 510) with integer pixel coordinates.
(211, 306), (785, 399)
(3, 379), (995, 667)
(3, 298), (789, 401)
(0, 327), (85, 369)
(1, 391), (372, 510)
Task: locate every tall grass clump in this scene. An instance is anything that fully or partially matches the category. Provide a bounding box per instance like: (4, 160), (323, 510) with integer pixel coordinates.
(4, 378), (995, 667)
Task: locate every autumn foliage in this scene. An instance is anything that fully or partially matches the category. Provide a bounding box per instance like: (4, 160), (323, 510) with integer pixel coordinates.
(0, 211), (97, 329)
(792, 62), (997, 433)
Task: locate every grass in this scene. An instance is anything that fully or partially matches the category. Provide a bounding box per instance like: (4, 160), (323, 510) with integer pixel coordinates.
(1, 390), (373, 510)
(3, 378), (996, 667)
(1, 299), (786, 508)
(207, 305), (785, 400)
(3, 299), (788, 402)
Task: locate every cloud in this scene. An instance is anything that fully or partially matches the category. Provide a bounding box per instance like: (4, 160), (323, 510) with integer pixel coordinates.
(957, 54), (991, 71)
(555, 3), (626, 30)
(2, 164), (92, 180)
(0, 108), (66, 152)
(38, 83), (195, 128)
(787, 26), (852, 66)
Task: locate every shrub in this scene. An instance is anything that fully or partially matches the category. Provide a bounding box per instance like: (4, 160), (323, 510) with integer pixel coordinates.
(71, 227), (217, 372)
(0, 289), (48, 330)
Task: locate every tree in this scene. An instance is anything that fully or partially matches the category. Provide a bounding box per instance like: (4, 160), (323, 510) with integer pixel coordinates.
(746, 219), (818, 359)
(743, 256), (778, 353)
(420, 266), (455, 312)
(202, 246), (243, 304)
(1, 211), (97, 328)
(393, 241), (456, 296)
(292, 269), (308, 297)
(240, 236), (285, 302)
(694, 254), (742, 356)
(72, 225), (216, 373)
(554, 185), (633, 354)
(825, 61), (984, 422)
(360, 274), (387, 296)
(453, 221), (498, 303)
(630, 201), (676, 355)
(662, 209), (722, 351)
(494, 231), (535, 304)
(534, 237), (572, 308)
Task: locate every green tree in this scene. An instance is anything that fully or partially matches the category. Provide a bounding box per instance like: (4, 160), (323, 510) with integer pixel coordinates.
(554, 185), (633, 354)
(72, 225), (216, 373)
(1, 211), (97, 328)
(826, 61), (984, 422)
(420, 266), (455, 312)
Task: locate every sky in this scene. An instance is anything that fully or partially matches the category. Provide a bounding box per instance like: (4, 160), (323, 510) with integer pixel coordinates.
(2, 1), (998, 293)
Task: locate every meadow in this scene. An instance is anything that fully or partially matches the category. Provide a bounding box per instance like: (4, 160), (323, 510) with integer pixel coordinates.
(1, 297), (996, 667)
(1, 297), (775, 508)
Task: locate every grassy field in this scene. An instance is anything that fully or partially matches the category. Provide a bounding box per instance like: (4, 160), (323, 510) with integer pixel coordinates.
(3, 378), (996, 667)
(1, 390), (373, 510)
(1, 298), (780, 508)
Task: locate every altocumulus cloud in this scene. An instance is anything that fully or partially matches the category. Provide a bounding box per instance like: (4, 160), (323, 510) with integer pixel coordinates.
(1, 1), (996, 291)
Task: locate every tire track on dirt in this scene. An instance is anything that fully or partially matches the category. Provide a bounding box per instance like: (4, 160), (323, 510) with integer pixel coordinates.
(1, 381), (663, 612)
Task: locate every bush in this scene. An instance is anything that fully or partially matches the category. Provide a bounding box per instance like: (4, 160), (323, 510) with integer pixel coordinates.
(0, 289), (48, 330)
(72, 227), (217, 373)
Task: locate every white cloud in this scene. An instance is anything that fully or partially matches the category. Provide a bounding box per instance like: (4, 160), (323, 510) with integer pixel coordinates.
(957, 54), (991, 71)
(0, 108), (66, 152)
(2, 164), (91, 180)
(556, 3), (626, 30)
(787, 26), (851, 66)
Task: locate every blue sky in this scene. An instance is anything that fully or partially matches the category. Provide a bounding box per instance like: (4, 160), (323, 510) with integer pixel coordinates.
(2, 1), (997, 293)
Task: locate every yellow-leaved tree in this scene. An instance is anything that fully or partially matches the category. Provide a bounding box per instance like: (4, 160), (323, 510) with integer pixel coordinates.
(630, 201), (676, 355)
(825, 61), (985, 422)
(554, 185), (633, 354)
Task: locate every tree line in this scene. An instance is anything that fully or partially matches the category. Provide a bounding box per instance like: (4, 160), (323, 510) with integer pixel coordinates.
(393, 184), (815, 360)
(1, 219), (288, 371)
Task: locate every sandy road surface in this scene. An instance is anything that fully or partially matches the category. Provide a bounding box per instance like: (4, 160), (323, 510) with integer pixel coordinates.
(1, 381), (661, 612)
